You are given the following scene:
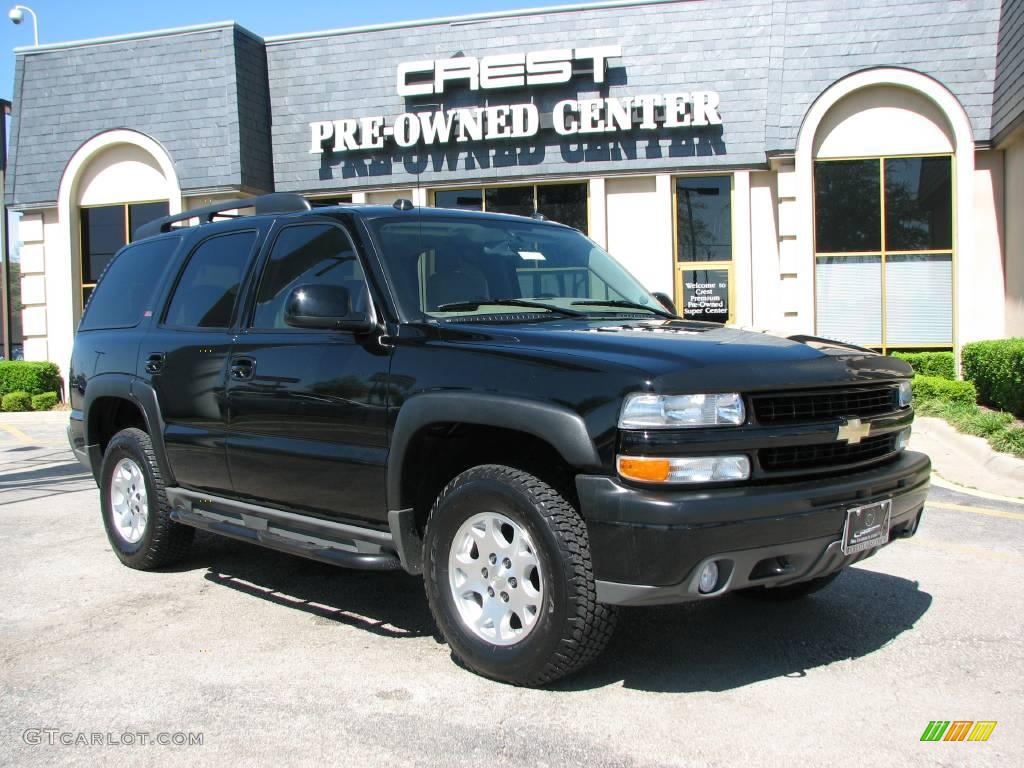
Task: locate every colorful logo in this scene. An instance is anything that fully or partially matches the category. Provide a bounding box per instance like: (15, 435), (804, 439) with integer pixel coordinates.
(920, 721), (997, 742)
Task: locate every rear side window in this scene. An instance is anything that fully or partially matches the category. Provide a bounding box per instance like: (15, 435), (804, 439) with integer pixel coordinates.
(79, 237), (180, 330)
(164, 231), (258, 329)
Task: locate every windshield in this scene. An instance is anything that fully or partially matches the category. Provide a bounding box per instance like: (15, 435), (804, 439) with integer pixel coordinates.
(368, 215), (663, 320)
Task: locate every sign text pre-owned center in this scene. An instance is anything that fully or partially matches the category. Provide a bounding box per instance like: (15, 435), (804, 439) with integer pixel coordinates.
(310, 45), (722, 154)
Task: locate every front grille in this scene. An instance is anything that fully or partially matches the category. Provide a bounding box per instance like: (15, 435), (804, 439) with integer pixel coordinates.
(759, 433), (897, 473)
(751, 386), (899, 424)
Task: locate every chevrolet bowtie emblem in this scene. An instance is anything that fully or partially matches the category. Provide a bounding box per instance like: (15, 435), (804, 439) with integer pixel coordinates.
(837, 417), (871, 444)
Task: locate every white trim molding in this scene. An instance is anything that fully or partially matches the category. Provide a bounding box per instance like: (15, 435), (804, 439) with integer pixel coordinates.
(794, 67), (993, 353)
(48, 130), (182, 383)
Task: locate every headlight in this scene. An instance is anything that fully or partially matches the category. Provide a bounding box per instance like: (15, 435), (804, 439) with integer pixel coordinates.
(895, 427), (911, 451)
(898, 380), (912, 408)
(619, 392), (745, 429)
(617, 455), (751, 484)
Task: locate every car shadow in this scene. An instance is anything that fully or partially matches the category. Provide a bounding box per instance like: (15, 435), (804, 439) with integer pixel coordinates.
(180, 531), (435, 639)
(177, 530), (930, 690)
(557, 567), (932, 693)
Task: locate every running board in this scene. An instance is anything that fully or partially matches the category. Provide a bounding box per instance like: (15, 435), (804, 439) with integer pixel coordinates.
(166, 488), (402, 571)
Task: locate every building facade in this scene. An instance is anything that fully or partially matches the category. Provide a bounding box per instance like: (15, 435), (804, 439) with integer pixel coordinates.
(5, 0), (1023, 375)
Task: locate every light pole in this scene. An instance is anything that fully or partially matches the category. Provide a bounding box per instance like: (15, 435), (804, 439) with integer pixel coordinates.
(8, 5), (38, 46)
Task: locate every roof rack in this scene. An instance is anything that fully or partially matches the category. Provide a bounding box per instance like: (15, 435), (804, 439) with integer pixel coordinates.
(134, 193), (311, 240)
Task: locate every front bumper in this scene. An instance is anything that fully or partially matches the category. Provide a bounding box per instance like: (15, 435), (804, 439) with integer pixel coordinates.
(576, 450), (930, 606)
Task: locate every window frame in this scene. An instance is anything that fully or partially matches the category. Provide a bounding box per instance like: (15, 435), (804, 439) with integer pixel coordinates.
(244, 220), (375, 333)
(159, 228), (261, 332)
(672, 173), (736, 324)
(812, 152), (955, 352)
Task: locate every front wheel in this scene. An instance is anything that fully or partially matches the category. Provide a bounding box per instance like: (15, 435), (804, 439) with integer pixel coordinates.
(423, 465), (616, 686)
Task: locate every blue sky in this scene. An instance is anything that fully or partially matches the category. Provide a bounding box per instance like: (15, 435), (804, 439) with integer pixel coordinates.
(0, 0), (583, 101)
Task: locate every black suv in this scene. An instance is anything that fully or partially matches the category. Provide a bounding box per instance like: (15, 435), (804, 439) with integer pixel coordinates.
(69, 193), (930, 685)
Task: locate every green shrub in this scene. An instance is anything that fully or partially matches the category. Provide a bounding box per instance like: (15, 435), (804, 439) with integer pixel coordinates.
(961, 338), (1024, 417)
(991, 427), (1024, 458)
(30, 392), (59, 411)
(891, 351), (956, 380)
(1, 390), (32, 412)
(911, 375), (976, 406)
(0, 361), (62, 397)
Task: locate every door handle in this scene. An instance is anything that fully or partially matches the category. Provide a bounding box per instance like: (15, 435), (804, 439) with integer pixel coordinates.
(145, 353), (165, 374)
(230, 357), (256, 381)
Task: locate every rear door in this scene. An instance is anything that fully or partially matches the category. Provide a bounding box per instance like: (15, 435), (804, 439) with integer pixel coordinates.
(224, 220), (392, 525)
(143, 226), (264, 494)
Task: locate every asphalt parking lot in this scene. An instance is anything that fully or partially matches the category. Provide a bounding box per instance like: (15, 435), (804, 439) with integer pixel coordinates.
(1, 413), (1022, 767)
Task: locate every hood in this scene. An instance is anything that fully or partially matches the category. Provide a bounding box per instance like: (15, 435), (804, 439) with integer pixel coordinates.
(435, 318), (912, 392)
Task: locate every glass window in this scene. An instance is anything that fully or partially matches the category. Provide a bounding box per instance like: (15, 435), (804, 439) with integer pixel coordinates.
(310, 195), (353, 207)
(537, 184), (587, 231)
(164, 231), (257, 328)
(815, 256), (883, 347)
(814, 160), (881, 253)
(128, 201), (170, 240)
(81, 206), (127, 283)
(80, 237), (180, 330)
(369, 216), (656, 319)
(252, 224), (366, 329)
(884, 157), (952, 251)
(433, 183), (589, 233)
(884, 254), (952, 345)
(485, 186), (534, 218)
(681, 268), (730, 322)
(813, 156), (953, 350)
(676, 177), (732, 262)
(434, 189), (483, 211)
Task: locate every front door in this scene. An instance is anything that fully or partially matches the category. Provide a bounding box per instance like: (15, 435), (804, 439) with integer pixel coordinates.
(225, 221), (392, 526)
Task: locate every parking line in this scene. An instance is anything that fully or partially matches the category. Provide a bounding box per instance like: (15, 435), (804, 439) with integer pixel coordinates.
(927, 500), (1024, 522)
(0, 424), (34, 444)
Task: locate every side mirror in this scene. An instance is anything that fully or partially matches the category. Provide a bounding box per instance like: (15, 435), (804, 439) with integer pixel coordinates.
(284, 284), (375, 333)
(652, 291), (677, 316)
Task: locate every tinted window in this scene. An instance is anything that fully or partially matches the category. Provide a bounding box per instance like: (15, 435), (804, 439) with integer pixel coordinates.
(252, 224), (366, 329)
(814, 160), (882, 253)
(79, 237), (180, 330)
(537, 184), (587, 231)
(884, 157), (952, 251)
(485, 186), (533, 217)
(164, 231), (257, 328)
(676, 176), (732, 262)
(128, 201), (170, 240)
(81, 206), (127, 282)
(434, 189), (483, 211)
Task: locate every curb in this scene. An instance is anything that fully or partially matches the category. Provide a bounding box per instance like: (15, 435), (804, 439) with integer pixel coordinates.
(909, 416), (1024, 500)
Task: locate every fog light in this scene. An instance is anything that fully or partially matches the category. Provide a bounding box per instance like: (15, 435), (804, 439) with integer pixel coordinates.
(698, 561), (719, 594)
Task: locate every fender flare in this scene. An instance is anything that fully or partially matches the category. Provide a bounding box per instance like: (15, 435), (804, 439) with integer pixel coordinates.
(386, 391), (601, 512)
(83, 374), (176, 486)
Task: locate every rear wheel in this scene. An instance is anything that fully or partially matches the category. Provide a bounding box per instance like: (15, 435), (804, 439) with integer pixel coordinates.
(423, 465), (616, 686)
(738, 570), (843, 601)
(99, 428), (194, 570)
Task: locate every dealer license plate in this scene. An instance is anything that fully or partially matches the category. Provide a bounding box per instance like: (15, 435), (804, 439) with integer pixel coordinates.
(841, 499), (892, 555)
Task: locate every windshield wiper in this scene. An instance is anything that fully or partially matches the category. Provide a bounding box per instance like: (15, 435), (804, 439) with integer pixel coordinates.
(436, 299), (586, 317)
(571, 300), (676, 319)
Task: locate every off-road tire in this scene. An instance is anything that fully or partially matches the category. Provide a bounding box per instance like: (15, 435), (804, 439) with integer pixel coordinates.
(423, 464), (617, 686)
(738, 570), (843, 601)
(99, 427), (194, 569)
